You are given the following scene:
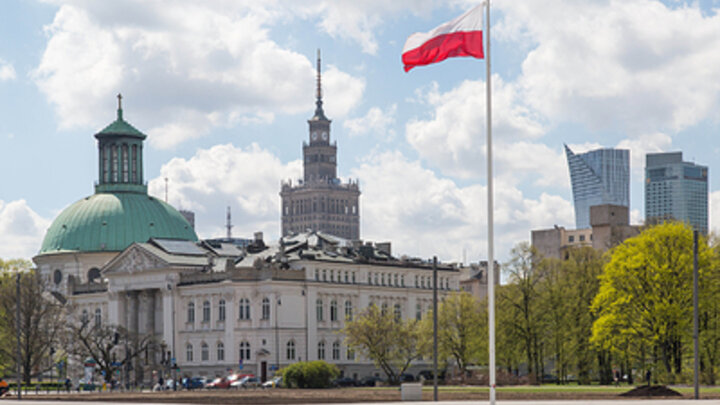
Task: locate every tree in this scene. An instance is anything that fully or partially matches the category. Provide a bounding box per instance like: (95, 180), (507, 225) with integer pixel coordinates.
(419, 292), (486, 377)
(343, 304), (421, 384)
(64, 319), (154, 384)
(0, 261), (64, 384)
(591, 222), (712, 383)
(499, 242), (546, 384)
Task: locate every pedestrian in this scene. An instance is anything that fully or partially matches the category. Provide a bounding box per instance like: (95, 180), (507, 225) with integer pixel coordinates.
(64, 378), (71, 393)
(0, 377), (9, 397)
(645, 369), (651, 386)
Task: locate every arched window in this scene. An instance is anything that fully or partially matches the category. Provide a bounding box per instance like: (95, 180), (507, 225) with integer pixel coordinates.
(94, 308), (102, 328)
(239, 341), (251, 361)
(330, 270), (334, 282)
(131, 145), (138, 183)
(316, 298), (324, 321)
(344, 271), (349, 283)
(286, 340), (296, 360)
(217, 342), (225, 361)
(122, 144), (129, 182)
(239, 298), (250, 320)
(330, 300), (338, 322)
(53, 269), (63, 285)
(87, 268), (101, 283)
(186, 344), (193, 362)
(344, 300), (353, 321)
(81, 309), (89, 325)
(374, 273), (379, 285)
(187, 302), (195, 323)
(218, 299), (226, 322)
(111, 145), (118, 182)
(201, 342), (209, 361)
(318, 341), (325, 360)
(394, 303), (402, 321)
(262, 297), (270, 320)
(332, 341), (340, 360)
(202, 300), (211, 322)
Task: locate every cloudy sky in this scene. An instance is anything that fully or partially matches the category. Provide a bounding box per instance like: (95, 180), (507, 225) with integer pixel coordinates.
(2, 0), (720, 263)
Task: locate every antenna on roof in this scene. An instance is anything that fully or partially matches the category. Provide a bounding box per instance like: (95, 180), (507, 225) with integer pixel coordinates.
(226, 206), (233, 239)
(164, 177), (168, 203)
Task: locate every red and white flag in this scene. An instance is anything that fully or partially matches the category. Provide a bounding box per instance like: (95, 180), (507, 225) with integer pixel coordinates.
(402, 4), (484, 72)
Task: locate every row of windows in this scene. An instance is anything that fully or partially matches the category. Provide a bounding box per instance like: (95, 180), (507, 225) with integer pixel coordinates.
(100, 143), (140, 184)
(184, 340), (352, 362)
(315, 269), (357, 284)
(316, 298), (353, 322)
(187, 297), (271, 324)
(80, 308), (103, 328)
(313, 269), (453, 290)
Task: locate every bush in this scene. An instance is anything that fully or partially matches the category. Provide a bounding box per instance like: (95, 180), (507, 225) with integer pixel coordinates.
(280, 361), (339, 388)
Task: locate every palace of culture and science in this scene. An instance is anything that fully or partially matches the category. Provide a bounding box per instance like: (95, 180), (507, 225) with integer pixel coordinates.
(280, 51), (361, 240)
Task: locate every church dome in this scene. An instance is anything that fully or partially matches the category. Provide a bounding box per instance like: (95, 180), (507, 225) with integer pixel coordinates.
(39, 192), (197, 254)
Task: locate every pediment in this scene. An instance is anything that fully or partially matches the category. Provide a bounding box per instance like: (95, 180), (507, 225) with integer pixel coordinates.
(103, 244), (168, 275)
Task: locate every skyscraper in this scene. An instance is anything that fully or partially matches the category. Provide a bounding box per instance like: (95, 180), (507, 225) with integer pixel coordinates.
(280, 51), (361, 240)
(645, 152), (708, 234)
(565, 145), (630, 229)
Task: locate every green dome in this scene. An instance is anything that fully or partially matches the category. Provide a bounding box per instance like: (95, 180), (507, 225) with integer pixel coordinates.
(39, 192), (198, 254)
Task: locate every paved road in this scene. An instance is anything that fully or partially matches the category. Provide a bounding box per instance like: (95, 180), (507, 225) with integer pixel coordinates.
(3, 401), (720, 405)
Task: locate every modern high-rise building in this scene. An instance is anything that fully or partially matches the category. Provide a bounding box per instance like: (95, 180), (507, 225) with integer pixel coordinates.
(280, 51), (361, 240)
(645, 152), (708, 234)
(565, 145), (630, 229)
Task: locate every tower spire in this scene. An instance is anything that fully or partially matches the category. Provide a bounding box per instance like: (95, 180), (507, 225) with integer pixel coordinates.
(312, 49), (327, 121)
(117, 93), (123, 120)
(226, 206), (233, 239)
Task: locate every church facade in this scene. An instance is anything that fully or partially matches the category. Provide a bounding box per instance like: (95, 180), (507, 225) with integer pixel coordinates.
(34, 94), (460, 385)
(280, 51), (361, 240)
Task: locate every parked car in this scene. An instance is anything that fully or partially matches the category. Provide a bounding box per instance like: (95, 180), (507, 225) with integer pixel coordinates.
(206, 373), (247, 389)
(416, 370), (446, 381)
(185, 377), (206, 389)
(399, 373), (415, 382)
(261, 376), (282, 388)
(359, 376), (385, 387)
(332, 376), (358, 387)
(230, 376), (261, 389)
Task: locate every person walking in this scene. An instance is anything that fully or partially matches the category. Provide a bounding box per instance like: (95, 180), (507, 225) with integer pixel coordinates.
(0, 377), (9, 396)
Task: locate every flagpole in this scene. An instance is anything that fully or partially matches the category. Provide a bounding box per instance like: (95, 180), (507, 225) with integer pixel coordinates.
(485, 1), (496, 405)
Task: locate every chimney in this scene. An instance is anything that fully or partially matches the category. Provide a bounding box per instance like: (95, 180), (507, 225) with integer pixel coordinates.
(254, 232), (264, 243)
(375, 242), (391, 256)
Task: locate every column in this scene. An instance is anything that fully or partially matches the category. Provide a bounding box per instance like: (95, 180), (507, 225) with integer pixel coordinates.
(127, 291), (139, 334)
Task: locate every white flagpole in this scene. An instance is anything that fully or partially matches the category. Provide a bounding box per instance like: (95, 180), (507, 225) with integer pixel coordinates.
(485, 1), (496, 405)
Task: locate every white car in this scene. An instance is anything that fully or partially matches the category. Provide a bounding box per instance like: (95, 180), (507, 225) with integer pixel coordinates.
(230, 376), (261, 389)
(262, 376), (282, 388)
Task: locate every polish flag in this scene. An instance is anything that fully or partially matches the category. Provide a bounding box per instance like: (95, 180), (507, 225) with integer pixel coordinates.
(402, 4), (484, 72)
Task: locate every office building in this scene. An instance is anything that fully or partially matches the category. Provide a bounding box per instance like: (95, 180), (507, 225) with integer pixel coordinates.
(565, 145), (629, 229)
(645, 152), (708, 233)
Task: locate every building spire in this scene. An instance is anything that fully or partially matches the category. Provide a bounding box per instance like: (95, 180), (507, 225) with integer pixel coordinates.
(117, 93), (123, 120)
(312, 49), (327, 121)
(226, 206), (233, 239)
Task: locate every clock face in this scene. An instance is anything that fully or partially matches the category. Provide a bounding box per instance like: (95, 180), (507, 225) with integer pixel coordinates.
(311, 131), (319, 140)
(321, 131), (328, 140)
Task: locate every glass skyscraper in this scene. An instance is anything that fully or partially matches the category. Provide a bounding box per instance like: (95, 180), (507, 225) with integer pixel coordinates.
(645, 152), (708, 234)
(565, 145), (630, 229)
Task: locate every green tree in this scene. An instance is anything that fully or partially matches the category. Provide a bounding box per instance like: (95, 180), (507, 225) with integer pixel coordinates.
(343, 304), (421, 384)
(499, 242), (546, 384)
(591, 222), (712, 383)
(698, 235), (720, 384)
(0, 261), (64, 384)
(419, 292), (486, 378)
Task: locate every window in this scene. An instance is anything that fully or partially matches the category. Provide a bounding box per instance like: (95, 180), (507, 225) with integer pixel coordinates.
(201, 343), (209, 361)
(568, 235), (575, 242)
(187, 302), (195, 323)
(352, 272), (356, 283)
(87, 268), (101, 283)
(347, 347), (355, 360)
(401, 275), (405, 287)
(122, 144), (129, 182)
(579, 234), (586, 242)
(316, 299), (324, 321)
(315, 269), (319, 281)
(381, 273), (385, 286)
(81, 309), (89, 325)
(239, 341), (251, 361)
(218, 299), (226, 322)
(186, 344), (193, 362)
(330, 270), (334, 282)
(202, 300), (211, 322)
(416, 303), (422, 321)
(374, 273), (379, 285)
(287, 340), (296, 360)
(318, 341), (326, 360)
(394, 274), (398, 286)
(239, 298), (250, 320)
(332, 341), (340, 360)
(344, 300), (353, 321)
(262, 297), (270, 320)
(131, 145), (137, 182)
(322, 270), (327, 281)
(381, 303), (388, 316)
(94, 308), (102, 328)
(368, 272), (373, 284)
(217, 342), (225, 361)
(415, 275), (418, 287)
(394, 303), (402, 321)
(344, 271), (349, 283)
(330, 300), (338, 322)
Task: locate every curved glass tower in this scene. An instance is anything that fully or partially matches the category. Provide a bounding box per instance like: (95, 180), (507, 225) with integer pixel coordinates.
(565, 145), (629, 229)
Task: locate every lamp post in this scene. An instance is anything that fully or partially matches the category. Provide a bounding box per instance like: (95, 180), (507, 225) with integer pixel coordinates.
(16, 270), (22, 400)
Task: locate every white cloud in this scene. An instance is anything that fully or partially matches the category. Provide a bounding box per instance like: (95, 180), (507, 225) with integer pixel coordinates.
(711, 191), (720, 237)
(0, 200), (51, 260)
(32, 2), (365, 149)
(353, 150), (573, 262)
(148, 143), (301, 240)
(344, 104), (396, 138)
(499, 0), (720, 134)
(405, 77), (562, 187)
(0, 59), (16, 81)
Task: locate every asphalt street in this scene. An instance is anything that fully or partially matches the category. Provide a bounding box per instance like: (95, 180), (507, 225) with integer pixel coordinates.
(3, 401), (720, 405)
